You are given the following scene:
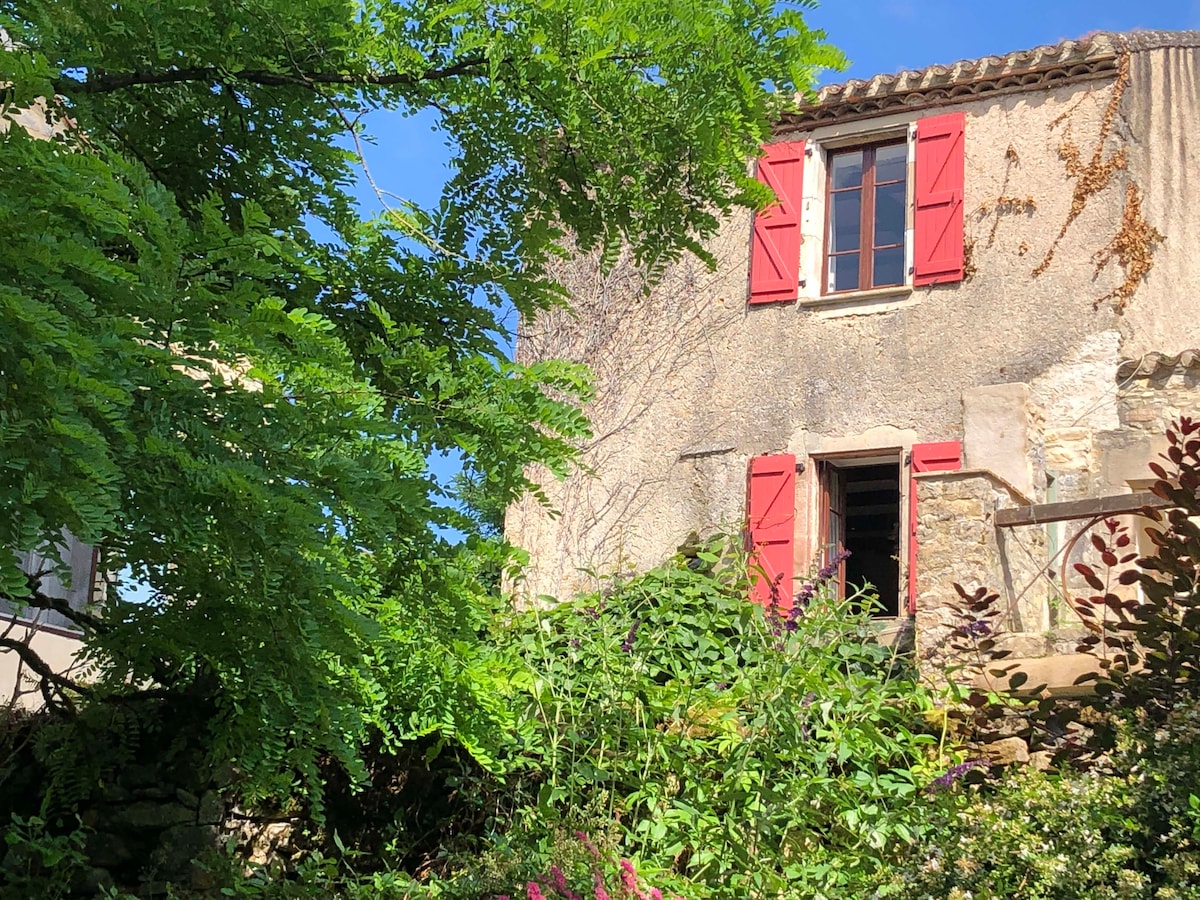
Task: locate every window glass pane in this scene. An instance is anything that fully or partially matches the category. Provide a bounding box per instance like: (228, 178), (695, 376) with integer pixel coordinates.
(831, 151), (863, 189)
(830, 189), (861, 252)
(874, 144), (906, 184)
(873, 246), (904, 287)
(829, 254), (860, 292)
(874, 181), (906, 248)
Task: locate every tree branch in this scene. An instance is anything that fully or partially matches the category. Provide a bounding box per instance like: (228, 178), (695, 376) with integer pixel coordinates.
(0, 635), (91, 697)
(56, 55), (489, 95)
(11, 585), (112, 635)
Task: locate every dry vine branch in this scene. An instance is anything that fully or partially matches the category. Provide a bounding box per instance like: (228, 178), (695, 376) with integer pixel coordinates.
(1090, 182), (1164, 313)
(1033, 53), (1130, 278)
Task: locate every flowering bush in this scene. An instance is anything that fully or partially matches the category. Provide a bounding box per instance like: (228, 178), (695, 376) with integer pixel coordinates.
(879, 419), (1200, 900)
(484, 537), (946, 899)
(878, 767), (1148, 900)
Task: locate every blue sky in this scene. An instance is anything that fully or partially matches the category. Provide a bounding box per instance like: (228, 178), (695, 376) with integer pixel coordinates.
(807, 0), (1200, 83)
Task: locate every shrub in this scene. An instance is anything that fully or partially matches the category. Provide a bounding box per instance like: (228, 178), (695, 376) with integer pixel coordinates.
(479, 538), (946, 899)
(883, 418), (1200, 900)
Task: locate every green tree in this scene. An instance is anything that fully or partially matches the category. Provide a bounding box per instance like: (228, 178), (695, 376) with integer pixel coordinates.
(0, 0), (842, 801)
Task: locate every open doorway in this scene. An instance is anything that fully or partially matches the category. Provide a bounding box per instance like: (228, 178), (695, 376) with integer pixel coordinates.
(818, 456), (902, 616)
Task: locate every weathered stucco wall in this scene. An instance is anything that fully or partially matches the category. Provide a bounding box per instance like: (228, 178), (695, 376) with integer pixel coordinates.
(509, 40), (1200, 610)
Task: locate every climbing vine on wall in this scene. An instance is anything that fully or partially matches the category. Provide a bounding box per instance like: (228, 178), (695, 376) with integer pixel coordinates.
(1033, 53), (1129, 278)
(1032, 51), (1165, 312)
(1090, 182), (1165, 313)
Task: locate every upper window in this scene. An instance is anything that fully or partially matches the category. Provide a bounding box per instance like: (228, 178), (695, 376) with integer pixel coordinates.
(824, 142), (907, 294)
(747, 111), (965, 307)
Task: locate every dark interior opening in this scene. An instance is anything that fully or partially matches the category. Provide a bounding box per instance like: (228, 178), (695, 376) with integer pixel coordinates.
(843, 462), (901, 616)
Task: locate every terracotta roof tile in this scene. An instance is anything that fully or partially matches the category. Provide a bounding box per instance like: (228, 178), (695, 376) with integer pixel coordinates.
(1118, 349), (1200, 380)
(780, 30), (1200, 129)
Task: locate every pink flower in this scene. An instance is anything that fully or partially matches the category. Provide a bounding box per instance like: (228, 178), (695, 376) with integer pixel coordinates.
(575, 830), (601, 860)
(650, 891), (663, 900)
(618, 860), (647, 900)
(593, 871), (612, 900)
(528, 882), (546, 900)
(550, 866), (581, 900)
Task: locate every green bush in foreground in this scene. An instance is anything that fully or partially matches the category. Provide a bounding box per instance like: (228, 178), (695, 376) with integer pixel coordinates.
(884, 419), (1200, 900)
(446, 541), (948, 900)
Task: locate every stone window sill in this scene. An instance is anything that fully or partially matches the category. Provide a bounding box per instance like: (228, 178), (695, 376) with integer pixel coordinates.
(799, 285), (916, 318)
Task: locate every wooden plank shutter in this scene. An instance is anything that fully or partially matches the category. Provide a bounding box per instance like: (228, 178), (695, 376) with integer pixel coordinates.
(907, 441), (962, 613)
(913, 113), (966, 286)
(746, 454), (796, 610)
(749, 141), (805, 305)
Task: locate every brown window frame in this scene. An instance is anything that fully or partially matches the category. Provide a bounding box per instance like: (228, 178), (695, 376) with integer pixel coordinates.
(822, 140), (908, 296)
(816, 451), (904, 618)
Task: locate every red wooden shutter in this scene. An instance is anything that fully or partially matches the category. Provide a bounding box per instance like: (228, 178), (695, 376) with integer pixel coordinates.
(746, 454), (796, 610)
(749, 141), (805, 305)
(907, 441), (962, 613)
(913, 113), (965, 286)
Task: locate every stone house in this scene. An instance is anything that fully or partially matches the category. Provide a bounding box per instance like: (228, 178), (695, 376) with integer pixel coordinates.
(506, 31), (1200, 676)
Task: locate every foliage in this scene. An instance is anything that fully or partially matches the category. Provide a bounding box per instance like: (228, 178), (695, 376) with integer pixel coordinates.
(2, 814), (91, 899)
(879, 767), (1149, 900)
(882, 417), (1200, 899)
(0, 0), (844, 813)
(1075, 416), (1200, 719)
(466, 541), (946, 900)
(881, 696), (1200, 900)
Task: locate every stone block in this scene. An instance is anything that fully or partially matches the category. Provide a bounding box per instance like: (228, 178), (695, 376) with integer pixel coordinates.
(963, 383), (1038, 498)
(983, 736), (1030, 765)
(111, 800), (196, 830)
(1044, 427), (1093, 472)
(198, 790), (225, 826)
(151, 824), (220, 881)
(995, 632), (1052, 659)
(1029, 750), (1055, 771)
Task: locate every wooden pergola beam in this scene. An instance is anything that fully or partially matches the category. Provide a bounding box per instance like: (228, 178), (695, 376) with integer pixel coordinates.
(995, 490), (1167, 528)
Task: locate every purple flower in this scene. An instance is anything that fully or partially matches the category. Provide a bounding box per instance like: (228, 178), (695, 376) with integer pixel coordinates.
(550, 866), (581, 900)
(570, 638), (581, 648)
(956, 620), (991, 638)
(575, 831), (601, 860)
(619, 860), (647, 900)
(925, 759), (985, 793)
(792, 581), (816, 614)
(816, 549), (852, 583)
(621, 618), (641, 652)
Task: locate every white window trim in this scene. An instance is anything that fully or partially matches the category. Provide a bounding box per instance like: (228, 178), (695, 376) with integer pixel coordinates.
(796, 114), (918, 309)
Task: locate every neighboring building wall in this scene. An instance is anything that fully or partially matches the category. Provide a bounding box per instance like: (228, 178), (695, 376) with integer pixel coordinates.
(0, 620), (85, 710)
(1, 535), (95, 707)
(508, 34), (1200, 659)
